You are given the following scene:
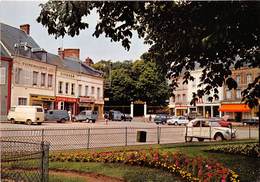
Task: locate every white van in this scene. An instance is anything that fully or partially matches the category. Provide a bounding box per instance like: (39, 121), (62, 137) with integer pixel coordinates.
(7, 106), (45, 125)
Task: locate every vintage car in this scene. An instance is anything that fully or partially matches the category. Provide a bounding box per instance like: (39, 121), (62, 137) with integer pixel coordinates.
(185, 118), (236, 142)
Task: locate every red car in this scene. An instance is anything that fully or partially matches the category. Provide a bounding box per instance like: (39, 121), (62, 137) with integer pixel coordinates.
(214, 119), (232, 128)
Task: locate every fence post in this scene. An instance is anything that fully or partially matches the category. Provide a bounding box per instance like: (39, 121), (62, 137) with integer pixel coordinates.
(41, 141), (45, 182)
(87, 128), (90, 149)
(157, 126), (160, 144)
(185, 126), (187, 143)
(125, 127), (128, 146)
(249, 124), (251, 139)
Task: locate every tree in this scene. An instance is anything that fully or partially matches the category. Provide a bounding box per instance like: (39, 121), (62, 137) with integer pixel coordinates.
(92, 60), (170, 106)
(37, 1), (260, 107)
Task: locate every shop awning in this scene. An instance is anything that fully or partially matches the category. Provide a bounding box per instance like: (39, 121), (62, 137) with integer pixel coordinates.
(219, 104), (250, 112)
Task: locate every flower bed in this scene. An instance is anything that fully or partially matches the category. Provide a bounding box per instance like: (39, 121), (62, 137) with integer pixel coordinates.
(50, 150), (239, 182)
(206, 143), (260, 158)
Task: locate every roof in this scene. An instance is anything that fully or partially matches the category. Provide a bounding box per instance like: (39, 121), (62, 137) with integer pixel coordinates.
(0, 23), (103, 78)
(0, 23), (40, 55)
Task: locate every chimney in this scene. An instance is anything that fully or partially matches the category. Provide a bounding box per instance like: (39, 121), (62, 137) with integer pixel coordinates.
(63, 48), (80, 59)
(20, 24), (30, 35)
(84, 57), (94, 66)
(58, 47), (64, 59)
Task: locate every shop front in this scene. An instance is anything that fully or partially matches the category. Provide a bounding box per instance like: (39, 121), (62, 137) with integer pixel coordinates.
(55, 96), (78, 115)
(175, 105), (188, 116)
(78, 96), (95, 112)
(219, 103), (251, 121)
(30, 94), (55, 111)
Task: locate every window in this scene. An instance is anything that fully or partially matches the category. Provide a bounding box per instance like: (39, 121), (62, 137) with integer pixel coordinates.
(177, 94), (181, 102)
(85, 86), (88, 96)
(65, 83), (69, 94)
(182, 94), (186, 102)
(15, 68), (22, 84)
(192, 78), (196, 87)
(91, 86), (95, 95)
(48, 74), (53, 87)
(33, 71), (38, 85)
(71, 83), (75, 95)
(246, 74), (252, 84)
(58, 81), (63, 94)
(236, 89), (241, 99)
(236, 75), (241, 84)
(226, 89), (232, 99)
(97, 87), (100, 99)
(41, 73), (46, 86)
(18, 97), (27, 105)
(78, 84), (82, 96)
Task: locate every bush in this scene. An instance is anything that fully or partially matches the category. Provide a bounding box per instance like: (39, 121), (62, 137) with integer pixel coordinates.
(206, 143), (260, 158)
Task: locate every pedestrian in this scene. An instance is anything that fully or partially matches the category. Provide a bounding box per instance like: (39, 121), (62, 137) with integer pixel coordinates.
(149, 115), (152, 122)
(104, 112), (109, 125)
(68, 110), (72, 121)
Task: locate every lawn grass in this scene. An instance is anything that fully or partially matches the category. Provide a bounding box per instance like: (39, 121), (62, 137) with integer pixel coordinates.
(49, 162), (183, 182)
(49, 174), (86, 182)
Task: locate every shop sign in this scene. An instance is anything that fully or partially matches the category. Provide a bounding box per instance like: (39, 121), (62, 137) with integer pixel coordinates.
(134, 100), (144, 104)
(79, 96), (95, 103)
(30, 95), (55, 101)
(55, 96), (78, 103)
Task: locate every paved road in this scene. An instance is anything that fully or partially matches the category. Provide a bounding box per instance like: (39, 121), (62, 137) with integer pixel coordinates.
(0, 120), (258, 151)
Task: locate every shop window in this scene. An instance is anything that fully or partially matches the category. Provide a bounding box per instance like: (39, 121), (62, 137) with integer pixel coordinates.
(71, 83), (75, 95)
(48, 74), (53, 87)
(246, 74), (252, 84)
(41, 73), (46, 86)
(33, 71), (38, 86)
(58, 81), (63, 94)
(97, 87), (100, 99)
(65, 83), (69, 94)
(18, 97), (27, 105)
(85, 86), (88, 96)
(78, 84), (82, 96)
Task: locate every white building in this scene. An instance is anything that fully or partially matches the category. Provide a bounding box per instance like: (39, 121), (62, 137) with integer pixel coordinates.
(187, 69), (223, 117)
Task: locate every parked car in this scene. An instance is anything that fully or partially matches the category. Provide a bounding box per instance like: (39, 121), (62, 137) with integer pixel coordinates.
(185, 119), (236, 142)
(72, 110), (98, 123)
(122, 113), (132, 121)
(108, 110), (124, 121)
(212, 118), (232, 128)
(45, 110), (69, 123)
(242, 118), (259, 126)
(167, 116), (189, 125)
(7, 106), (44, 125)
(154, 114), (169, 125)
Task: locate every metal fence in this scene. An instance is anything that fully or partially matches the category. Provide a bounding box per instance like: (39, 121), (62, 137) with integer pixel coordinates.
(0, 126), (258, 151)
(1, 140), (49, 182)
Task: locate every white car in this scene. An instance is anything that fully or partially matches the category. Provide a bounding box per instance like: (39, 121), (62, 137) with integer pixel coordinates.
(185, 118), (236, 142)
(167, 116), (189, 125)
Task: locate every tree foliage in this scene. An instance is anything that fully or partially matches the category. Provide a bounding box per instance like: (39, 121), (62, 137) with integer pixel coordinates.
(37, 1), (260, 107)
(92, 60), (170, 106)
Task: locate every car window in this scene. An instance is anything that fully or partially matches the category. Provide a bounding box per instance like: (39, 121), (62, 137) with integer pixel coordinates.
(193, 120), (200, 127)
(80, 111), (85, 115)
(202, 120), (210, 127)
(36, 108), (43, 112)
(210, 121), (221, 127)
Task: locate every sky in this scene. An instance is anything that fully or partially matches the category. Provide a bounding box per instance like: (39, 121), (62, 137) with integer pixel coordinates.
(0, 1), (150, 63)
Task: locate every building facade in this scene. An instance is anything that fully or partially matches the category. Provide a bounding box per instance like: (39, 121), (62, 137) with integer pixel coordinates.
(219, 67), (260, 120)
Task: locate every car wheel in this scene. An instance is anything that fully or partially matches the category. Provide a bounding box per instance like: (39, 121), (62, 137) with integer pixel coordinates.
(72, 118), (76, 122)
(198, 138), (204, 142)
(26, 119), (32, 125)
(60, 119), (66, 123)
(10, 118), (16, 124)
(215, 134), (224, 141)
(37, 122), (42, 125)
(92, 120), (95, 123)
(86, 119), (89, 123)
(185, 136), (193, 142)
(174, 121), (178, 126)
